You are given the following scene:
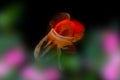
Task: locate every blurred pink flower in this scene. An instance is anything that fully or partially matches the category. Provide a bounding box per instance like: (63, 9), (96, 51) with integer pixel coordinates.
(102, 54), (120, 80)
(21, 66), (60, 80)
(3, 47), (26, 67)
(43, 68), (60, 80)
(0, 61), (10, 77)
(21, 66), (44, 80)
(102, 31), (118, 55)
(0, 46), (26, 77)
(101, 31), (119, 80)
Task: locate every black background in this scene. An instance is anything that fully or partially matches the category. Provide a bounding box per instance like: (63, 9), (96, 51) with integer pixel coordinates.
(0, 0), (119, 50)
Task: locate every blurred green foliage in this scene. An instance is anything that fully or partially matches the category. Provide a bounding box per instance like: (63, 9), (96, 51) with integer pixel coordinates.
(0, 2), (23, 30)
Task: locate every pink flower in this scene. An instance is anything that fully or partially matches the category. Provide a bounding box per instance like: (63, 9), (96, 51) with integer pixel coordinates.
(3, 47), (26, 67)
(21, 66), (44, 80)
(0, 61), (10, 77)
(0, 46), (26, 77)
(21, 66), (61, 80)
(102, 31), (118, 55)
(43, 68), (60, 80)
(101, 30), (119, 80)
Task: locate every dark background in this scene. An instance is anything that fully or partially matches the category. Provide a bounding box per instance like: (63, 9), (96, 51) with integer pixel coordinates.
(0, 0), (119, 50)
(24, 0), (119, 50)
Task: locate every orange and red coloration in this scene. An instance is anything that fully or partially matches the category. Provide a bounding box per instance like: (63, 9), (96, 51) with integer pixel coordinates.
(34, 13), (85, 63)
(54, 19), (85, 42)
